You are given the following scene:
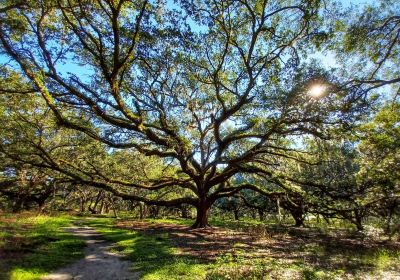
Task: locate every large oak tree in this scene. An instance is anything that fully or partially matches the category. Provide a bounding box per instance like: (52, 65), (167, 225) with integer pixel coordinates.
(0, 0), (367, 227)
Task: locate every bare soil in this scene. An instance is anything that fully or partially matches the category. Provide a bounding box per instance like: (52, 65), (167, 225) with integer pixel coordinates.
(41, 226), (139, 280)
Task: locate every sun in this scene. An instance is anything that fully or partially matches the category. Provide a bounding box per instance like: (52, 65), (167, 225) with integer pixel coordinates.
(308, 84), (326, 98)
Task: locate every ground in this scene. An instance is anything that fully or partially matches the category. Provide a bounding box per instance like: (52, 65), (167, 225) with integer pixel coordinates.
(42, 226), (139, 280)
(0, 214), (85, 280)
(1, 213), (399, 280)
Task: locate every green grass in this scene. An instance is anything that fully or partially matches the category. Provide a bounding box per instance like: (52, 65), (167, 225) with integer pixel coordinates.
(143, 217), (194, 227)
(362, 248), (400, 271)
(82, 217), (209, 280)
(140, 216), (272, 231)
(142, 216), (291, 231)
(110, 217), (400, 279)
(206, 246), (400, 280)
(2, 214), (399, 280)
(0, 214), (85, 280)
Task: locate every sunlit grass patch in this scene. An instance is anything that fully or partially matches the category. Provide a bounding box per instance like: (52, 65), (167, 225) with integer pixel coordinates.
(81, 216), (400, 280)
(83, 217), (209, 279)
(0, 214), (85, 280)
(144, 217), (194, 226)
(361, 248), (400, 271)
(142, 259), (207, 280)
(9, 268), (44, 280)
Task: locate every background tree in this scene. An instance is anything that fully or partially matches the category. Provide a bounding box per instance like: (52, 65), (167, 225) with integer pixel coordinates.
(357, 102), (400, 233)
(331, 0), (400, 97)
(288, 100), (399, 231)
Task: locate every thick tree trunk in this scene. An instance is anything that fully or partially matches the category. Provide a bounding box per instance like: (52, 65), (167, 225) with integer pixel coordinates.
(290, 209), (305, 227)
(12, 198), (24, 212)
(354, 215), (363, 231)
(234, 209), (240, 221)
(37, 200), (46, 213)
(191, 200), (211, 228)
(251, 209), (257, 219)
(355, 221), (363, 231)
(354, 209), (364, 231)
(258, 209), (264, 221)
(294, 216), (305, 227)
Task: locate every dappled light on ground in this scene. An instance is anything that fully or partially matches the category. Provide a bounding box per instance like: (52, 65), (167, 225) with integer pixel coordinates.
(42, 226), (138, 280)
(1, 214), (400, 280)
(0, 214), (85, 280)
(112, 219), (400, 279)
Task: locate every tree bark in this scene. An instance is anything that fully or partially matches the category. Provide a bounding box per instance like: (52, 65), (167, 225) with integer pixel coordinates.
(89, 190), (103, 214)
(276, 198), (282, 223)
(294, 216), (305, 227)
(251, 209), (256, 219)
(355, 221), (363, 231)
(289, 208), (305, 227)
(138, 202), (146, 219)
(37, 200), (46, 213)
(80, 198), (86, 213)
(258, 209), (264, 221)
(99, 200), (105, 214)
(191, 200), (211, 228)
(149, 206), (160, 218)
(354, 210), (364, 231)
(104, 203), (110, 213)
(110, 198), (118, 218)
(234, 209), (240, 221)
(12, 199), (24, 213)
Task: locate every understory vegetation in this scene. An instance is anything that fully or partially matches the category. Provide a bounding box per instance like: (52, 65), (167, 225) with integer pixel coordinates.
(86, 216), (400, 280)
(3, 212), (398, 280)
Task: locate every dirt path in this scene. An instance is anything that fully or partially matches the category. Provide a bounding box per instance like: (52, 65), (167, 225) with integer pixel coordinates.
(42, 226), (139, 280)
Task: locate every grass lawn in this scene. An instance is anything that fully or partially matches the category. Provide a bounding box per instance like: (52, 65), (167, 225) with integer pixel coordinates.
(0, 213), (85, 280)
(84, 216), (400, 280)
(81, 217), (209, 280)
(1, 213), (399, 280)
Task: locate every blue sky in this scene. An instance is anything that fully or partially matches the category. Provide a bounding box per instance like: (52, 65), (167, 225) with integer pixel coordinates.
(0, 0), (376, 76)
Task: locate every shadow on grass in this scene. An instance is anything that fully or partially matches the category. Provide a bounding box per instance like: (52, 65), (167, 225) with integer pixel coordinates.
(90, 217), (400, 279)
(82, 218), (209, 280)
(0, 215), (85, 280)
